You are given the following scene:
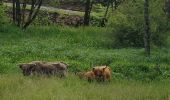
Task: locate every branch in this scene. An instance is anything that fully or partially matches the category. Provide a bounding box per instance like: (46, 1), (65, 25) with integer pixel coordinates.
(21, 0), (27, 26)
(23, 0), (42, 29)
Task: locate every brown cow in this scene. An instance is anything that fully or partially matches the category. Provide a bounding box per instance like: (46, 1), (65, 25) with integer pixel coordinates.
(76, 71), (95, 82)
(33, 61), (68, 77)
(92, 66), (111, 82)
(18, 61), (68, 77)
(50, 62), (68, 77)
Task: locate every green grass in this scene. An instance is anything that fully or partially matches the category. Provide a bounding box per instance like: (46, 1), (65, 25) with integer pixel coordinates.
(0, 25), (170, 80)
(0, 25), (170, 99)
(0, 74), (170, 100)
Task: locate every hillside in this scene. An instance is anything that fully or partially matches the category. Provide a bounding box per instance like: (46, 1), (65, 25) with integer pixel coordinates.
(0, 25), (170, 100)
(0, 25), (169, 80)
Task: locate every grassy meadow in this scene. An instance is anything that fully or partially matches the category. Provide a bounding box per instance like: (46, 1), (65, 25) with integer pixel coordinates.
(0, 74), (170, 100)
(0, 25), (170, 100)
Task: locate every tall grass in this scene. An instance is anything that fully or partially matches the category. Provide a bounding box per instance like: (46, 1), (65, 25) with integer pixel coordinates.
(0, 74), (170, 100)
(0, 25), (170, 100)
(0, 25), (170, 80)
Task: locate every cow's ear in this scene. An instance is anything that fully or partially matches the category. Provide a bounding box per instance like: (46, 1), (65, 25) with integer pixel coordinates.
(92, 67), (95, 71)
(18, 64), (23, 68)
(64, 63), (69, 67)
(103, 66), (107, 71)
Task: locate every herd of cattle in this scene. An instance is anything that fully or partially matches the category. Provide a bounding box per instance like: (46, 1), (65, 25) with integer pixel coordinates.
(18, 61), (112, 82)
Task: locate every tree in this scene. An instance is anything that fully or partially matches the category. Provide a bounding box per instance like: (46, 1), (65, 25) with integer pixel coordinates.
(165, 0), (170, 18)
(100, 0), (114, 27)
(12, 0), (16, 23)
(100, 0), (125, 27)
(12, 0), (43, 29)
(15, 0), (21, 26)
(0, 0), (2, 5)
(23, 0), (43, 29)
(84, 0), (93, 26)
(144, 0), (151, 57)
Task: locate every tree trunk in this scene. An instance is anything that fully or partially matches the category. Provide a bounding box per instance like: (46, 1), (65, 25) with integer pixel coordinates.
(12, 0), (16, 23)
(22, 0), (27, 26)
(104, 0), (110, 18)
(144, 0), (151, 57)
(100, 0), (110, 27)
(16, 0), (21, 26)
(165, 0), (170, 18)
(100, 0), (121, 27)
(84, 0), (92, 26)
(23, 0), (42, 29)
(0, 0), (2, 5)
(12, 0), (42, 29)
(114, 0), (117, 9)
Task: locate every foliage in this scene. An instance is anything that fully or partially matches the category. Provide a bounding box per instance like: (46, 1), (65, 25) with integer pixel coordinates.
(109, 12), (144, 47)
(108, 0), (169, 47)
(45, 0), (60, 6)
(0, 5), (7, 26)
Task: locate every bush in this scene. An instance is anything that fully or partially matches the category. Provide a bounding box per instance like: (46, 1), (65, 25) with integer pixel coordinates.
(109, 12), (143, 47)
(108, 0), (169, 48)
(0, 5), (8, 27)
(111, 62), (170, 81)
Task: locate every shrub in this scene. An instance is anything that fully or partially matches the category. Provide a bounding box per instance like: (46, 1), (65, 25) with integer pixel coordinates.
(109, 12), (143, 47)
(0, 5), (7, 26)
(108, 0), (169, 48)
(110, 62), (170, 81)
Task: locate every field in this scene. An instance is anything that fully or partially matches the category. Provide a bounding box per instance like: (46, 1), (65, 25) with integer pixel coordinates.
(0, 74), (170, 100)
(0, 25), (170, 100)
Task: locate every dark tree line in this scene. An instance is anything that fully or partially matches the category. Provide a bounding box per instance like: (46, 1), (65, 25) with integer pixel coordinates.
(12, 0), (42, 29)
(11, 0), (125, 27)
